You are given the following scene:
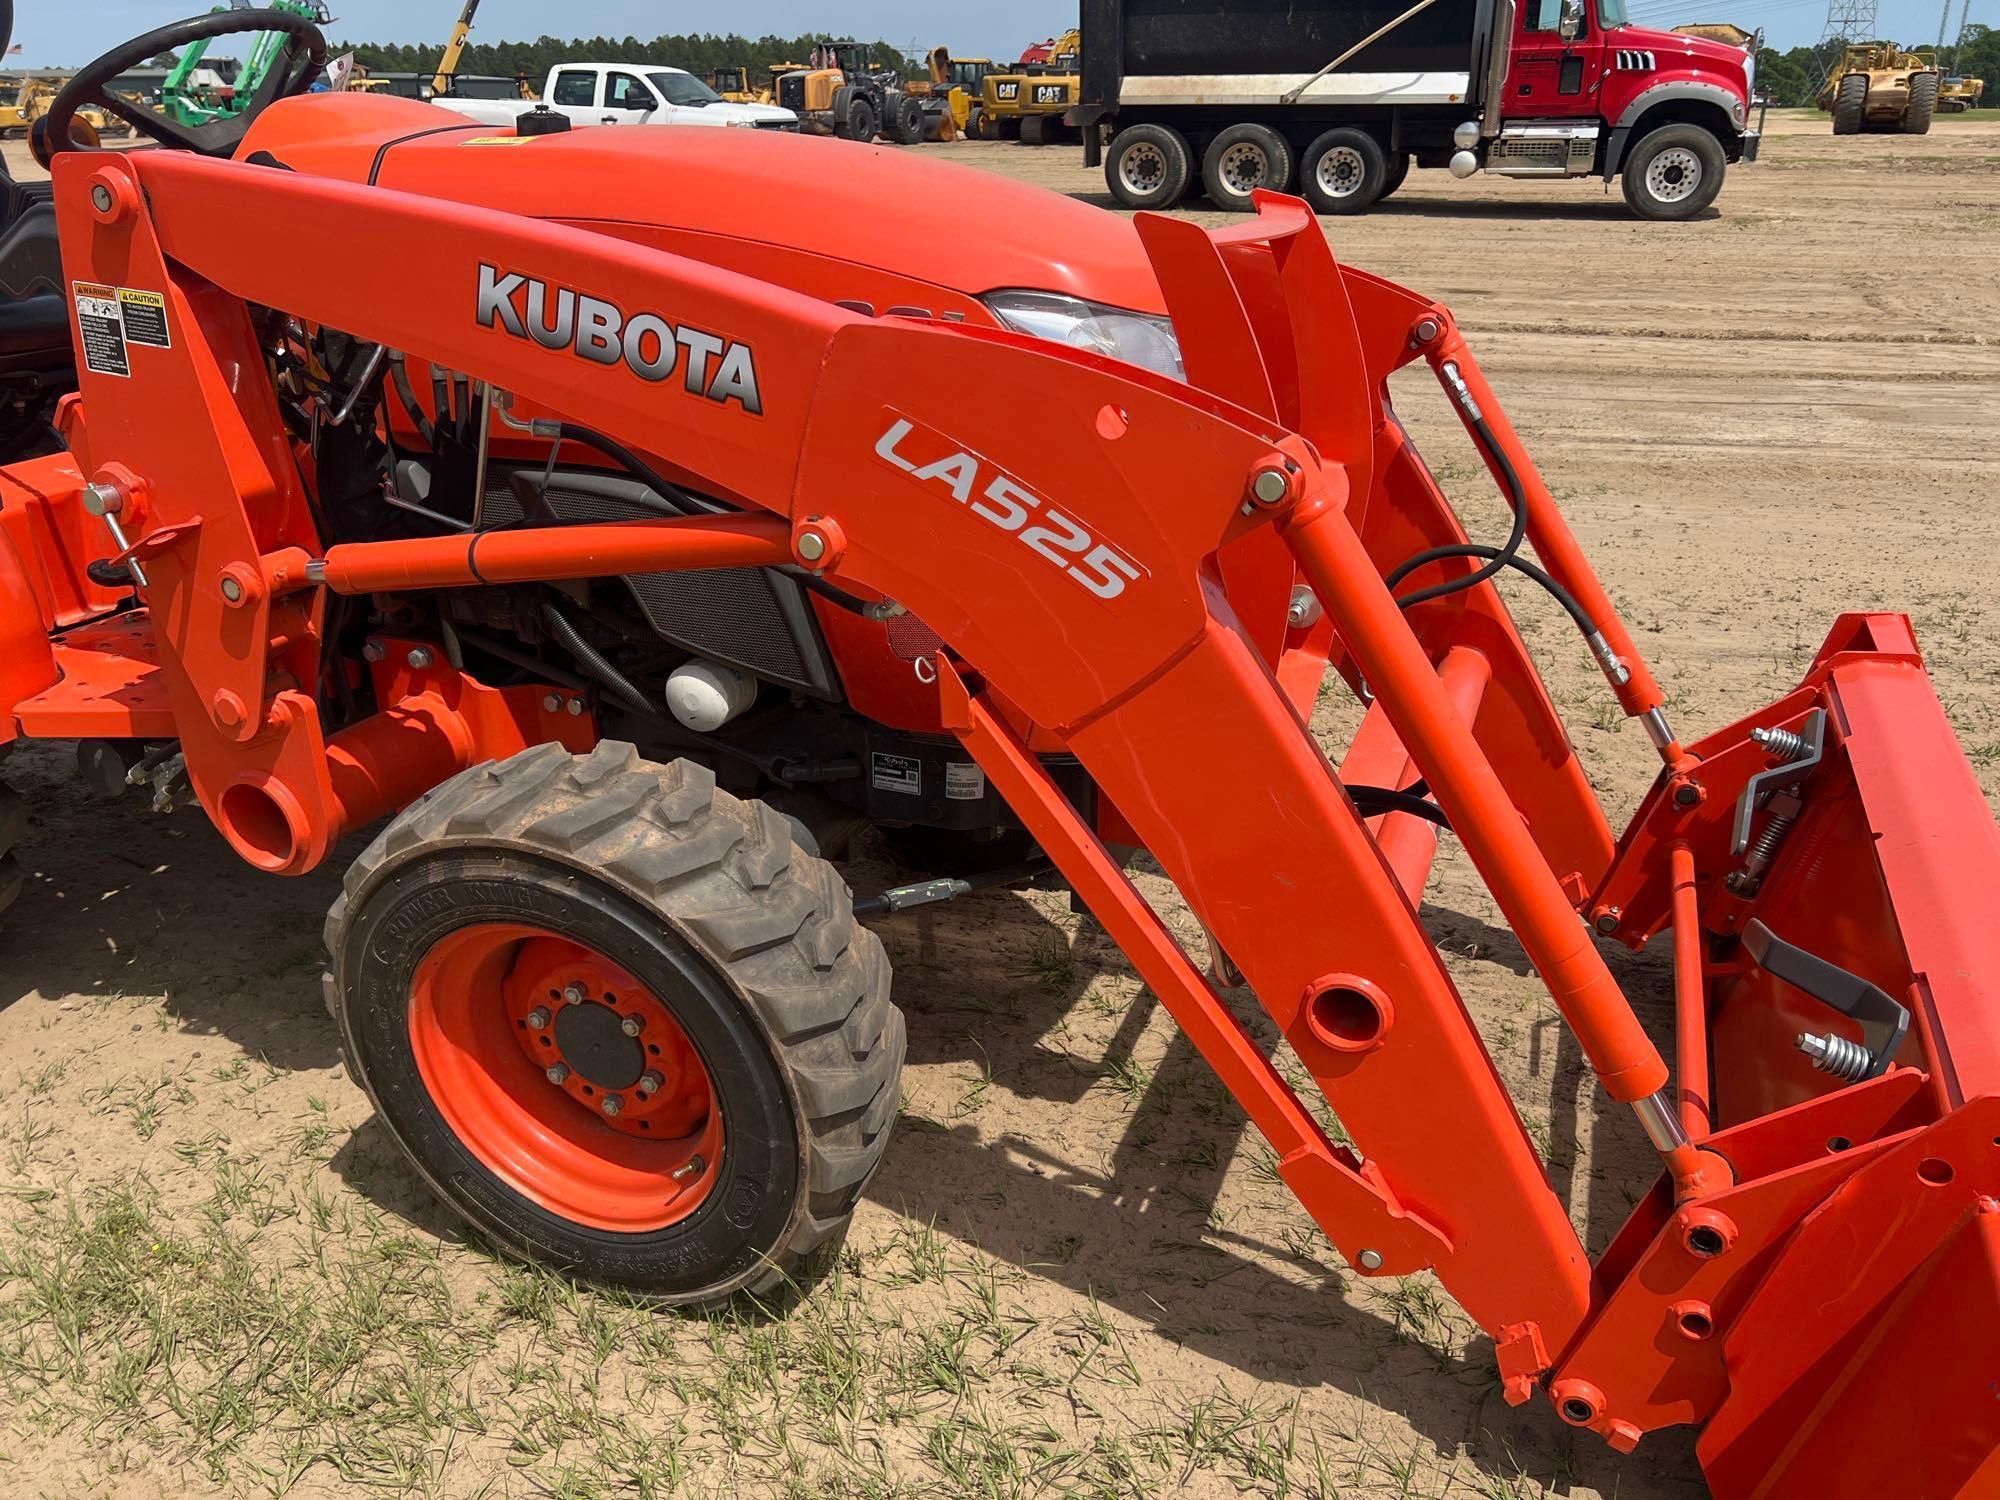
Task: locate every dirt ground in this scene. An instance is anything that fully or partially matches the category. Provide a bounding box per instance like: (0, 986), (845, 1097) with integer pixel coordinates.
(0, 109), (1996, 1497)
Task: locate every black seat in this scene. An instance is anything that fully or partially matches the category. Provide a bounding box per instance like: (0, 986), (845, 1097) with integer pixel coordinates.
(0, 166), (70, 367)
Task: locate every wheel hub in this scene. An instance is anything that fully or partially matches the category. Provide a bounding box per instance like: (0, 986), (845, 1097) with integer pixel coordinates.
(553, 1001), (644, 1090)
(505, 937), (714, 1139)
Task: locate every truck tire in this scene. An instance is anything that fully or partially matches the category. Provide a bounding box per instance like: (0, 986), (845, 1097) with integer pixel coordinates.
(1300, 128), (1387, 215)
(1380, 151), (1412, 201)
(323, 742), (903, 1305)
(1620, 123), (1726, 220)
(0, 782), (24, 917)
(1904, 73), (1938, 134)
(840, 95), (878, 143)
(1831, 74), (1867, 135)
(1201, 123), (1296, 211)
(1104, 123), (1193, 210)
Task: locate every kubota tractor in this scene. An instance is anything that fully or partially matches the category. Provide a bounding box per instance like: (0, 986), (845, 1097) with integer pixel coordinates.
(4, 10), (2000, 1496)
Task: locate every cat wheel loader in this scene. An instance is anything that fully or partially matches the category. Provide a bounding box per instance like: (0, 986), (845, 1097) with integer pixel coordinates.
(1820, 42), (1943, 134)
(4, 10), (2000, 1496)
(776, 41), (923, 144)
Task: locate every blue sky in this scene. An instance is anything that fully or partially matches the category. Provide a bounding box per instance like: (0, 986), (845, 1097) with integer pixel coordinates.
(11, 0), (1983, 68)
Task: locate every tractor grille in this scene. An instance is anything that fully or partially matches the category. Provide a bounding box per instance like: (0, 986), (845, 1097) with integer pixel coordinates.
(778, 74), (805, 111)
(480, 468), (840, 699)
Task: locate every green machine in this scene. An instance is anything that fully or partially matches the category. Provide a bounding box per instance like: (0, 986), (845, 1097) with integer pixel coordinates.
(162, 1), (332, 127)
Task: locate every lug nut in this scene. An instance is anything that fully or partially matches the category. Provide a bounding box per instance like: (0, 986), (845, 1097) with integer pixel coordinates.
(406, 647), (435, 670)
(601, 1093), (624, 1117)
(545, 1063), (569, 1085)
(525, 1007), (551, 1030)
(620, 1014), (645, 1037)
(563, 983), (588, 1004)
(639, 1070), (664, 1094)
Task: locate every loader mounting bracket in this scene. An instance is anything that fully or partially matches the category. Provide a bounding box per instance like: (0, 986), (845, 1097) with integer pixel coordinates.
(1742, 919), (1910, 1080)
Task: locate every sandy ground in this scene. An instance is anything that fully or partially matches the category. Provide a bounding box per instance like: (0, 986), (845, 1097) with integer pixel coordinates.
(0, 109), (1996, 1496)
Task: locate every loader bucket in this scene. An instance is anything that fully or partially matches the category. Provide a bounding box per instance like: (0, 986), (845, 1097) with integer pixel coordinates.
(1572, 612), (2000, 1496)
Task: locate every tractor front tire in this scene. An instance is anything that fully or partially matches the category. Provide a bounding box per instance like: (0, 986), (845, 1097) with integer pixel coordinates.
(1831, 74), (1867, 135)
(840, 96), (879, 143)
(1904, 73), (1938, 134)
(0, 781), (24, 917)
(324, 742), (903, 1305)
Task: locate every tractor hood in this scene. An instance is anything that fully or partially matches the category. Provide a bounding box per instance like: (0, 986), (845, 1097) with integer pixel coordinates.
(239, 94), (1167, 318)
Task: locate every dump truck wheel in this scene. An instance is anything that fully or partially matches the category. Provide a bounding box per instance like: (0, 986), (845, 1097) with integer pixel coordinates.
(323, 742), (903, 1304)
(1905, 73), (1938, 134)
(1105, 123), (1193, 210)
(1300, 128), (1387, 216)
(1201, 123), (1296, 211)
(1620, 124), (1726, 220)
(0, 783), (24, 917)
(1380, 152), (1412, 201)
(1831, 74), (1867, 135)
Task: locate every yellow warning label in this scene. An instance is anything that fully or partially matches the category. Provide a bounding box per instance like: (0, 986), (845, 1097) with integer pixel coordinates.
(461, 135), (538, 146)
(116, 287), (170, 349)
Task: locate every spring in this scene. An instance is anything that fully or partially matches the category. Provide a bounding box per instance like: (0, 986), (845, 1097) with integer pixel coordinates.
(1750, 724), (1813, 763)
(1745, 812), (1795, 868)
(1798, 1031), (1871, 1082)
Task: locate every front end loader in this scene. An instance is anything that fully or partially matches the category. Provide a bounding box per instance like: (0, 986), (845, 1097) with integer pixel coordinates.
(3, 11), (1999, 1496)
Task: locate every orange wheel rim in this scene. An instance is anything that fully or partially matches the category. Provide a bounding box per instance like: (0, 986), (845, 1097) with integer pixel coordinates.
(408, 923), (723, 1233)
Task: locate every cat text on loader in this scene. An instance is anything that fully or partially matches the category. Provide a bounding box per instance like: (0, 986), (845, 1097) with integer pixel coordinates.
(7, 11), (2000, 1498)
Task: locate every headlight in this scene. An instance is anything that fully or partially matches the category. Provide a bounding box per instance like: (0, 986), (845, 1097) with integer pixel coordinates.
(982, 290), (1185, 382)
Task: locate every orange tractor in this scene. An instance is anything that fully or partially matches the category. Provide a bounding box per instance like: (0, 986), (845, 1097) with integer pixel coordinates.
(3, 12), (1999, 1496)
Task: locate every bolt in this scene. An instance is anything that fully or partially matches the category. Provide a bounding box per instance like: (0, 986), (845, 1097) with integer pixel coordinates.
(1287, 585), (1322, 630)
(562, 983), (588, 1005)
(211, 690), (248, 730)
(406, 647), (435, 670)
(1673, 783), (1701, 808)
(1412, 316), (1442, 344)
(91, 184), (113, 213)
(671, 1154), (706, 1183)
(545, 1063), (570, 1085)
(601, 1093), (624, 1116)
(219, 575), (243, 603)
(542, 693), (560, 712)
(796, 529), (828, 563)
(1250, 467), (1292, 506)
(361, 639), (387, 663)
(1593, 908), (1622, 936)
(620, 1013), (645, 1038)
(525, 1007), (551, 1030)
(1356, 1248), (1385, 1271)
(639, 1070), (664, 1094)
(565, 698), (585, 717)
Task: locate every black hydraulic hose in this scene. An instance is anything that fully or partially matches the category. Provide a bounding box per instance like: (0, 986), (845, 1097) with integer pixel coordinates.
(540, 603), (665, 723)
(387, 351), (434, 446)
(552, 424), (703, 515)
(1394, 544), (1597, 637)
(1345, 784), (1453, 831)
(1387, 413), (1530, 612)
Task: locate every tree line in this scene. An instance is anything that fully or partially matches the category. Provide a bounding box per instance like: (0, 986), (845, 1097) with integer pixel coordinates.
(1751, 27), (2000, 107)
(331, 31), (921, 82)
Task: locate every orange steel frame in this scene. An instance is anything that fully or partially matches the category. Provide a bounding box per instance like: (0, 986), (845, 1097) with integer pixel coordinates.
(14, 142), (2000, 1495)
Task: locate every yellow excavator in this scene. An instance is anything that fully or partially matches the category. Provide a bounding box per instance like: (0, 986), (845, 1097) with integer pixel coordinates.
(431, 1), (480, 96)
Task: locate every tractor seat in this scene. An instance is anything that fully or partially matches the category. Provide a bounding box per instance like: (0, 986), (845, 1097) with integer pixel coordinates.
(0, 173), (73, 365)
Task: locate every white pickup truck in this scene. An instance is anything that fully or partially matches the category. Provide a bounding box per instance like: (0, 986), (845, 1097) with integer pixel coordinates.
(431, 63), (798, 131)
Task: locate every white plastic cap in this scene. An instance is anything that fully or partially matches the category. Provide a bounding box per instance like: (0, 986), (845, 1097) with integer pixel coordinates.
(665, 660), (758, 733)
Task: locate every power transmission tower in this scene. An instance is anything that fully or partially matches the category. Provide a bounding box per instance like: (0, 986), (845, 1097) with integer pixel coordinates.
(1813, 0), (1879, 87)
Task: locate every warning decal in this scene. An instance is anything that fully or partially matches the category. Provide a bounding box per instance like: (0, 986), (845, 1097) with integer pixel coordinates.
(117, 288), (171, 349)
(72, 282), (129, 377)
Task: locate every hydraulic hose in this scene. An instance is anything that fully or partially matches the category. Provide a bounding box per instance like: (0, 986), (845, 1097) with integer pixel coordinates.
(1388, 412), (1530, 612)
